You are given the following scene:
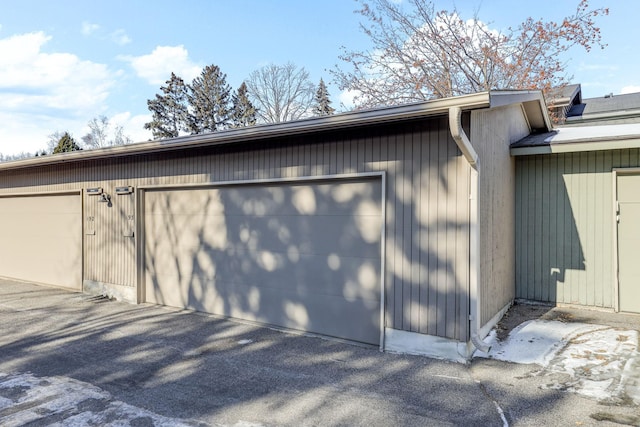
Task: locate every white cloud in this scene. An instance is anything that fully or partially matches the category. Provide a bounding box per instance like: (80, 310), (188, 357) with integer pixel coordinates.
(123, 45), (201, 85)
(0, 111), (84, 155)
(0, 32), (114, 113)
(81, 21), (100, 36)
(0, 31), (119, 155)
(110, 112), (152, 143)
(110, 29), (131, 46)
(338, 89), (361, 110)
(621, 85), (640, 95)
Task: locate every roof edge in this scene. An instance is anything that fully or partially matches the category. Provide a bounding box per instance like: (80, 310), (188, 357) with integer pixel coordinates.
(489, 90), (551, 131)
(0, 92), (492, 171)
(565, 108), (640, 123)
(511, 135), (640, 156)
(1, 89), (549, 171)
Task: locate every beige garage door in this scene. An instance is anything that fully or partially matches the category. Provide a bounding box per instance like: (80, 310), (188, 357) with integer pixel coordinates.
(0, 193), (82, 290)
(617, 174), (640, 313)
(144, 178), (383, 344)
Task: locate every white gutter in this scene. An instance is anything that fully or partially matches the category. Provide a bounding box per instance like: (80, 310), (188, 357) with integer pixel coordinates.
(449, 107), (478, 168)
(448, 106), (490, 354)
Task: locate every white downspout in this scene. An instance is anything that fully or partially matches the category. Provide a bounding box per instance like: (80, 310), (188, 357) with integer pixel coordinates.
(448, 106), (490, 354)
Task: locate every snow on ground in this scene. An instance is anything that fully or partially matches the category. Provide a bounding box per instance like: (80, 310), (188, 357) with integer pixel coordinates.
(475, 320), (640, 404)
(0, 371), (196, 427)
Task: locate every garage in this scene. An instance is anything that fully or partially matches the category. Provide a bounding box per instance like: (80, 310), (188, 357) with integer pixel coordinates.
(143, 177), (383, 345)
(0, 192), (82, 290)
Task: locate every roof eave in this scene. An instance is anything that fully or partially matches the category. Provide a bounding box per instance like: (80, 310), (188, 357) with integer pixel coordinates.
(489, 90), (552, 131)
(0, 92), (492, 171)
(511, 136), (640, 156)
(0, 89), (550, 171)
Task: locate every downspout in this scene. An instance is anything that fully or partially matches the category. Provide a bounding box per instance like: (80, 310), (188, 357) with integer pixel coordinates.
(448, 106), (491, 354)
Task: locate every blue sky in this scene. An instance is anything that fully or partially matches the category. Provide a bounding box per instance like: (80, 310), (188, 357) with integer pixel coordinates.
(0, 0), (637, 155)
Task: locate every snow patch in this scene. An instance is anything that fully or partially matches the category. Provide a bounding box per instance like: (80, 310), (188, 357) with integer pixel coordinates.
(475, 320), (640, 404)
(476, 320), (602, 366)
(0, 371), (195, 426)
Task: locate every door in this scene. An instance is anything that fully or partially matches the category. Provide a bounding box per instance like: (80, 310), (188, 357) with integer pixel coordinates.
(0, 193), (82, 290)
(143, 178), (383, 344)
(617, 173), (640, 313)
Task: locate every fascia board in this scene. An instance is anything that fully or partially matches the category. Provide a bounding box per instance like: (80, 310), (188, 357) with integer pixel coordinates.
(510, 137), (640, 156)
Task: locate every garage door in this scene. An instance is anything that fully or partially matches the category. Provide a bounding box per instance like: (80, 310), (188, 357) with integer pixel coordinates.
(617, 174), (640, 313)
(0, 193), (82, 290)
(144, 178), (383, 344)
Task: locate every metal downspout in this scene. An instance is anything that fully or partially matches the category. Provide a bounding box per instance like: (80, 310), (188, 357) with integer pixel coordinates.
(448, 106), (491, 354)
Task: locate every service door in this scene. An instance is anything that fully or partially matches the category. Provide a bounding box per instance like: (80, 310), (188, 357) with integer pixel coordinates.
(0, 193), (82, 290)
(144, 178), (383, 344)
(617, 173), (640, 313)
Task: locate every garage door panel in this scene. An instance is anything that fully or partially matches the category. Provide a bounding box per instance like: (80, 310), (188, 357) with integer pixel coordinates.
(222, 215), (381, 258)
(145, 198), (381, 259)
(152, 276), (380, 345)
(145, 213), (381, 260)
(145, 179), (382, 344)
(0, 194), (81, 290)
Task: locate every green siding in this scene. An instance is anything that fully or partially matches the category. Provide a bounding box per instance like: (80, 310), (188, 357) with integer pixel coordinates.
(515, 149), (640, 307)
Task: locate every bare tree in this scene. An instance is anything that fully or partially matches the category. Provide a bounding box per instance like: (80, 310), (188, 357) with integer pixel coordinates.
(332, 0), (608, 109)
(81, 116), (132, 149)
(246, 63), (315, 123)
(0, 152), (34, 162)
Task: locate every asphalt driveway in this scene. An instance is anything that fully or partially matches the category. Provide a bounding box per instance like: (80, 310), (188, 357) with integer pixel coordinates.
(0, 279), (638, 426)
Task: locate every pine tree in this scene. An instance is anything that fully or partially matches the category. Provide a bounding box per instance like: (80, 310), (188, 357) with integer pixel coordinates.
(230, 82), (257, 128)
(313, 78), (335, 116)
(53, 132), (81, 154)
(187, 65), (232, 134)
(144, 72), (189, 139)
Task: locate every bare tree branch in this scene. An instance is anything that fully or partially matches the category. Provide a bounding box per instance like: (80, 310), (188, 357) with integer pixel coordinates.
(332, 0), (608, 109)
(246, 63), (315, 123)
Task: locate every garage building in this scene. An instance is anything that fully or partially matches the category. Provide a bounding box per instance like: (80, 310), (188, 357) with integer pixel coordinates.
(0, 91), (549, 361)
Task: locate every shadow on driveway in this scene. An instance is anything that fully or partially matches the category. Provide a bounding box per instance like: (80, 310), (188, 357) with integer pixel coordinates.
(0, 280), (637, 426)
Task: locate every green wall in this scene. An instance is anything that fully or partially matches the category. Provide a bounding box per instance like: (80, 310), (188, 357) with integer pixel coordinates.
(515, 149), (640, 307)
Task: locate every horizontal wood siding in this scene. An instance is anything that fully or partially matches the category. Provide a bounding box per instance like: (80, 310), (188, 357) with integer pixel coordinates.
(0, 118), (470, 340)
(516, 148), (640, 307)
(471, 105), (531, 326)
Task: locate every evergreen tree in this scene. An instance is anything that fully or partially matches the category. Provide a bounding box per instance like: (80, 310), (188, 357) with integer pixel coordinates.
(230, 82), (257, 128)
(313, 78), (335, 116)
(53, 132), (81, 154)
(187, 65), (232, 134)
(144, 72), (189, 139)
